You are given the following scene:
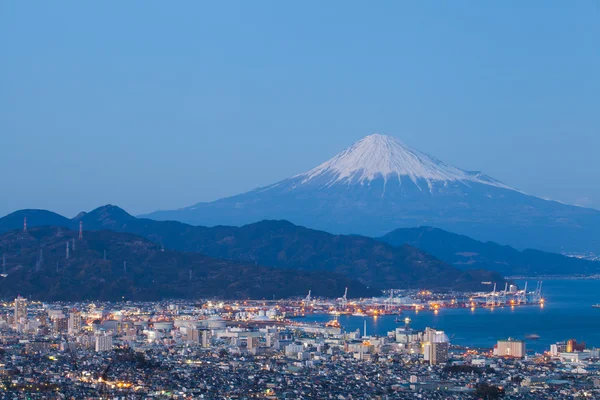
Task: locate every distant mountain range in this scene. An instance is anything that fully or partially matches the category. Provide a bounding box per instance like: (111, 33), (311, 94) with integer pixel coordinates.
(0, 227), (375, 301)
(141, 134), (600, 254)
(380, 227), (600, 277)
(2, 204), (597, 289)
(0, 206), (503, 294)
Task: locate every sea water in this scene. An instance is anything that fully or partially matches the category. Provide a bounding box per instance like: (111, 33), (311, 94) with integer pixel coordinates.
(303, 279), (600, 352)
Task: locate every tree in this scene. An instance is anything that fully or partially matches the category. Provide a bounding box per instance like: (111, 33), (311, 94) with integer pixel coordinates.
(474, 383), (504, 400)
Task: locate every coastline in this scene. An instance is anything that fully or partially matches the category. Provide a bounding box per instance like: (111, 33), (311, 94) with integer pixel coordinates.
(507, 274), (600, 280)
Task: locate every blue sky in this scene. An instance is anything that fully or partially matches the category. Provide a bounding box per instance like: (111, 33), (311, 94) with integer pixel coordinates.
(1, 1), (598, 217)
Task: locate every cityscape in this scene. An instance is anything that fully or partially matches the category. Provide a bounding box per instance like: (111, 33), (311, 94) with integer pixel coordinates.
(2, 2), (599, 399)
(3, 290), (599, 399)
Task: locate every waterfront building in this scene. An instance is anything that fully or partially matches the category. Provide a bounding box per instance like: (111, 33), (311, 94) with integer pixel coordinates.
(495, 338), (525, 358)
(566, 338), (585, 352)
(559, 351), (592, 363)
(423, 327), (449, 344)
(430, 342), (449, 365)
(550, 342), (567, 356)
(395, 326), (420, 344)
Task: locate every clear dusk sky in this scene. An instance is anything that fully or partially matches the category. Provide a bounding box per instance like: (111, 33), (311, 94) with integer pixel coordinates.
(1, 1), (598, 217)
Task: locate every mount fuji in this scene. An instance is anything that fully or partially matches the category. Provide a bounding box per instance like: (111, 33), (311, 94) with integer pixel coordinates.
(143, 134), (600, 253)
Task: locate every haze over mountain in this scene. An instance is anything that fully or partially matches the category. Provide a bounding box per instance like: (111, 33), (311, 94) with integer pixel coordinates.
(142, 134), (600, 254)
(380, 227), (600, 277)
(0, 206), (503, 292)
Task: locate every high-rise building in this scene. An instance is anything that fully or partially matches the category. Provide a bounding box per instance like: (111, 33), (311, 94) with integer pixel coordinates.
(202, 330), (211, 348)
(431, 342), (449, 365)
(119, 320), (134, 334)
(14, 295), (27, 325)
(421, 327), (450, 364)
(36, 311), (48, 327)
(188, 328), (202, 343)
(95, 333), (113, 352)
(265, 329), (279, 347)
(53, 316), (68, 334)
(76, 334), (95, 350)
(423, 327), (449, 344)
(566, 339), (585, 353)
(496, 338), (526, 358)
(68, 311), (83, 335)
(247, 336), (259, 350)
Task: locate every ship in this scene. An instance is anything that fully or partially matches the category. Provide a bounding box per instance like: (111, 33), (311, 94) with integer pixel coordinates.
(592, 304), (600, 308)
(525, 334), (540, 340)
(352, 312), (367, 317)
(325, 319), (341, 328)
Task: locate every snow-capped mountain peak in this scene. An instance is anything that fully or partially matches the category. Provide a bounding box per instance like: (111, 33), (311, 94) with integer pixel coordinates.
(296, 134), (511, 189)
(142, 133), (599, 254)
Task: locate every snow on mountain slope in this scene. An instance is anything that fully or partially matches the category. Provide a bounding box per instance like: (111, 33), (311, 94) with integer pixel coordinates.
(294, 134), (513, 190)
(140, 133), (600, 254)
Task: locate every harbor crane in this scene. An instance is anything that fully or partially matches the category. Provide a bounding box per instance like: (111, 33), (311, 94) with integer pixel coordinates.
(532, 281), (543, 303)
(303, 290), (312, 306)
(518, 281), (528, 304)
(501, 282), (508, 305)
(338, 287), (348, 308)
(486, 283), (497, 307)
(385, 289), (395, 311)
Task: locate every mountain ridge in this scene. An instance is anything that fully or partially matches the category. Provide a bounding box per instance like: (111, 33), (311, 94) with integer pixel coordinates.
(141, 134), (600, 253)
(379, 226), (600, 276)
(0, 226), (376, 301)
(0, 206), (505, 292)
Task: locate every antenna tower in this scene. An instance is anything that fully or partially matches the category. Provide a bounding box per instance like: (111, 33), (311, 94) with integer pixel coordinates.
(23, 217), (27, 232)
(78, 221), (83, 240)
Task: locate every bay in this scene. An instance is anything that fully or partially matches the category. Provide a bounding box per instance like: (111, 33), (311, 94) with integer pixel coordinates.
(303, 279), (600, 352)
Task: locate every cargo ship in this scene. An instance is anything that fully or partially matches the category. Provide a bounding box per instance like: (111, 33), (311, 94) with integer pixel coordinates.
(592, 304), (600, 308)
(325, 319), (341, 328)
